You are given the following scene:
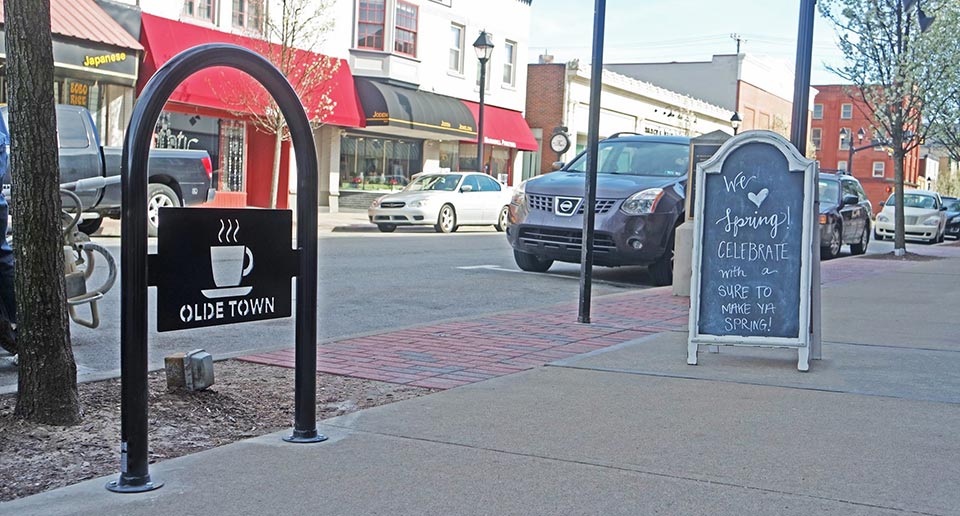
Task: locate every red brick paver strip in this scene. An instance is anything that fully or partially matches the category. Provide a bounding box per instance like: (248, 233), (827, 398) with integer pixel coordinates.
(239, 248), (960, 389)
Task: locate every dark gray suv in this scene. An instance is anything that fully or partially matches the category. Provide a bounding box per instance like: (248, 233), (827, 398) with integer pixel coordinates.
(506, 134), (690, 286)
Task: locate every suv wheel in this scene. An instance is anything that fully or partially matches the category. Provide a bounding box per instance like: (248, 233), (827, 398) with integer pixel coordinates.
(850, 223), (869, 255)
(821, 224), (841, 259)
(514, 250), (553, 272)
(648, 229), (675, 287)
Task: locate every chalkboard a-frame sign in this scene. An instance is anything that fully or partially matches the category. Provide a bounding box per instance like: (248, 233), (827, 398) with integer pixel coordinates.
(687, 131), (816, 371)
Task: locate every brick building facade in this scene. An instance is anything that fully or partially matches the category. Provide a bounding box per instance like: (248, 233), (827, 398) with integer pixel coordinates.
(811, 85), (921, 212)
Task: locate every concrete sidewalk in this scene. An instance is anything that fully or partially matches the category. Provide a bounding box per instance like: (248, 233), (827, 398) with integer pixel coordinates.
(4, 246), (960, 515)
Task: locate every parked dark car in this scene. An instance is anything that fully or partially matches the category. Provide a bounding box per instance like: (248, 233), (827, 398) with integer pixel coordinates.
(1, 105), (215, 236)
(943, 195), (960, 239)
(506, 134), (690, 286)
(817, 172), (872, 259)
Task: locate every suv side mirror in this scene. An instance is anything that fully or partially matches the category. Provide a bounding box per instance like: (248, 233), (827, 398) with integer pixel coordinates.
(879, 201), (885, 207)
(940, 205), (948, 211)
(460, 184), (474, 193)
(842, 194), (859, 206)
(551, 161), (565, 171)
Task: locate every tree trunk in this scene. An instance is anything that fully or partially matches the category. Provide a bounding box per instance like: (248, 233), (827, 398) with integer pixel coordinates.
(6, 0), (81, 425)
(269, 131), (283, 209)
(893, 147), (906, 256)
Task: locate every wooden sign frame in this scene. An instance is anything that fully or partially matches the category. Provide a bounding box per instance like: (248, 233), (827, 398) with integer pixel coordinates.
(687, 131), (816, 371)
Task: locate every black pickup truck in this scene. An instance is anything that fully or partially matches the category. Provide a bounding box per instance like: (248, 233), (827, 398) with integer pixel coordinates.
(2, 105), (215, 236)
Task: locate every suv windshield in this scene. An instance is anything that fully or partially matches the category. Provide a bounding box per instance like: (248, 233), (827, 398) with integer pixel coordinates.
(565, 140), (689, 177)
(943, 198), (959, 211)
(818, 178), (839, 203)
(405, 174), (462, 192)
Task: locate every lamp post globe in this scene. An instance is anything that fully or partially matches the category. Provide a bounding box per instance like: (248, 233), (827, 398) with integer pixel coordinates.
(473, 31), (494, 173)
(730, 112), (742, 135)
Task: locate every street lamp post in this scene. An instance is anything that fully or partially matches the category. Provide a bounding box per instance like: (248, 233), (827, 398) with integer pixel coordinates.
(473, 31), (494, 173)
(730, 112), (742, 135)
(840, 127), (866, 173)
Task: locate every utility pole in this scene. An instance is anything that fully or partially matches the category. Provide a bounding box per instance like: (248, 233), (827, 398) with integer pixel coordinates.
(730, 33), (745, 54)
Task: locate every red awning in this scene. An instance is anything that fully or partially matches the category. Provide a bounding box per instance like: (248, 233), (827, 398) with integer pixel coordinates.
(138, 13), (363, 128)
(0, 0), (143, 51)
(461, 101), (538, 152)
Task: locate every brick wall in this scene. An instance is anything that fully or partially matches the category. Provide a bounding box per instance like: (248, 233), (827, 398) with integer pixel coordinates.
(811, 85), (921, 213)
(525, 64), (566, 176)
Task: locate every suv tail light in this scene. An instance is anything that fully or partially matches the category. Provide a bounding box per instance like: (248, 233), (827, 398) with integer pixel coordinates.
(201, 156), (213, 180)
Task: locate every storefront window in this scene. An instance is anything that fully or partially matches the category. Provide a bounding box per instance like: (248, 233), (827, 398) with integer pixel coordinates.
(154, 112), (244, 192)
(438, 141), (459, 171)
(458, 143), (478, 172)
(219, 120), (246, 192)
(457, 142), (512, 180)
(490, 147), (510, 178)
(340, 134), (422, 189)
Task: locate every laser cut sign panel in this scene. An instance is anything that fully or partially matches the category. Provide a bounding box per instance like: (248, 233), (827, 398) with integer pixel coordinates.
(149, 208), (298, 332)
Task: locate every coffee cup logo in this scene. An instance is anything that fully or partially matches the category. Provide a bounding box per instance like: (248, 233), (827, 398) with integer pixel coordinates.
(202, 219), (254, 299)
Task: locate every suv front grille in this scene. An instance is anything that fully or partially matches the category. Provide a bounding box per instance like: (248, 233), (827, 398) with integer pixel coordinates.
(527, 194), (553, 212)
(527, 195), (619, 214)
(518, 227), (617, 254)
(577, 199), (618, 214)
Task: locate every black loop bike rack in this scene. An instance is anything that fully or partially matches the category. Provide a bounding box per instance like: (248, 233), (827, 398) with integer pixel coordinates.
(108, 43), (322, 493)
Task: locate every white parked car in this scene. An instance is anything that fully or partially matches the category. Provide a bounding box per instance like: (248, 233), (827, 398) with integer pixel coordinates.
(874, 190), (947, 243)
(368, 172), (513, 233)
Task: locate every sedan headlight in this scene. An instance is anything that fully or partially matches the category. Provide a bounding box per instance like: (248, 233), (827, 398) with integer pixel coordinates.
(621, 188), (664, 215)
(370, 196), (386, 208)
(922, 215), (941, 226)
(409, 198), (431, 208)
(510, 181), (526, 206)
(877, 214), (889, 223)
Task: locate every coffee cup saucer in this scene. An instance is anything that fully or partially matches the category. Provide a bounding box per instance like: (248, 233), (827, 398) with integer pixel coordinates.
(201, 286), (253, 299)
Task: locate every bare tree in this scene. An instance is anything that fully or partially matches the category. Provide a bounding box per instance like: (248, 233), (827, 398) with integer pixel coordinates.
(820, 0), (960, 254)
(217, 0), (340, 209)
(4, 0), (81, 424)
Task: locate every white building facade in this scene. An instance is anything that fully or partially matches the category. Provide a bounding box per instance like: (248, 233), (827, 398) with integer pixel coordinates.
(314, 0), (537, 209)
(103, 0), (536, 210)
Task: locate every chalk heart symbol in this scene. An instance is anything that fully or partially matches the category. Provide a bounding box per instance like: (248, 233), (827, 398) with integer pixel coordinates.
(748, 188), (769, 208)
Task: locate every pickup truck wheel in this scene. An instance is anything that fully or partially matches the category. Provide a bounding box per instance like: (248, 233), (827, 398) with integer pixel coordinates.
(77, 217), (103, 235)
(513, 250), (553, 272)
(147, 183), (181, 237)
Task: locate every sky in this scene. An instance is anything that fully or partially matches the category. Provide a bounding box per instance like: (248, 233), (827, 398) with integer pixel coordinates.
(527, 0), (848, 86)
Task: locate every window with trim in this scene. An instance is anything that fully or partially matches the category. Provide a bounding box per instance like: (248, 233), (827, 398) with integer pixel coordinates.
(357, 0), (386, 50)
(184, 0), (216, 22)
(395, 1), (418, 56)
(873, 161), (885, 177)
(503, 40), (516, 86)
(813, 104), (823, 119)
(837, 160), (847, 171)
(449, 24), (464, 73)
(811, 127), (821, 150)
(839, 128), (850, 150)
(841, 103), (853, 119)
(233, 0), (263, 32)
(476, 60), (491, 89)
